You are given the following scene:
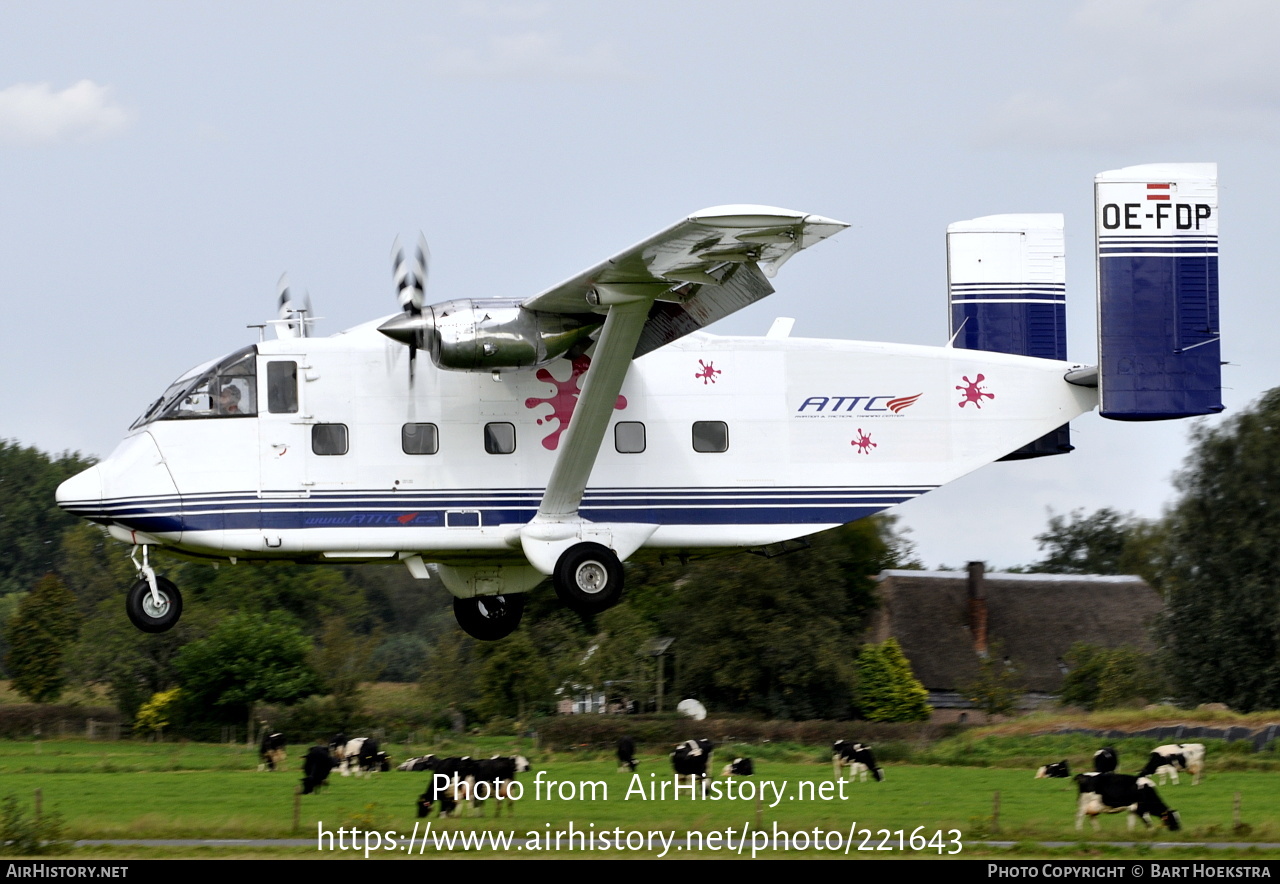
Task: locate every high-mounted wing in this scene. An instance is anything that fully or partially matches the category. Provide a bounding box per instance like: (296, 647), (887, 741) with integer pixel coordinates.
(518, 206), (847, 585)
(523, 205), (846, 355)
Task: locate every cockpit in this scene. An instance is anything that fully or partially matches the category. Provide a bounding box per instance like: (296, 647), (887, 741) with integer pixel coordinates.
(130, 345), (258, 430)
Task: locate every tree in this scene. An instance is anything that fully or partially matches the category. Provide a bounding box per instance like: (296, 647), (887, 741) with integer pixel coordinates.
(309, 616), (382, 728)
(1058, 643), (1164, 711)
(855, 638), (931, 721)
(0, 442), (94, 596)
(855, 638), (931, 722)
(173, 611), (323, 725)
(1157, 388), (1280, 710)
(664, 517), (907, 720)
(1024, 507), (1142, 575)
(5, 573), (81, 703)
(962, 641), (1024, 717)
(474, 630), (555, 722)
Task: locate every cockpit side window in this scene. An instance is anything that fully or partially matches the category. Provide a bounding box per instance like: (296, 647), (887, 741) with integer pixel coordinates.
(138, 345), (259, 426)
(267, 362), (298, 414)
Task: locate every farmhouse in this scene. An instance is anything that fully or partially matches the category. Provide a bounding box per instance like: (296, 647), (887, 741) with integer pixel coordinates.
(868, 563), (1163, 721)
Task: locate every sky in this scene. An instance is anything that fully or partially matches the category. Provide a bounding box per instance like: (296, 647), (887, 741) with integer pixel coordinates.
(2, 0), (1277, 569)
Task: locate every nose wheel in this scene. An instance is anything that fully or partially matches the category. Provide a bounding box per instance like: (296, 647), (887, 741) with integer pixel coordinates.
(553, 542), (624, 614)
(126, 576), (183, 633)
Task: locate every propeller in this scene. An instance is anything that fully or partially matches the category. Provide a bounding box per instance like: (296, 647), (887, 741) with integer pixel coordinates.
(389, 234), (430, 382)
(275, 273), (314, 339)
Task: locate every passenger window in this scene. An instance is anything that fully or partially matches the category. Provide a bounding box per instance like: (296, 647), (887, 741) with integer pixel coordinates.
(312, 423), (348, 456)
(615, 421), (646, 454)
(484, 422), (516, 455)
(402, 423), (439, 455)
(692, 421), (729, 453)
(267, 362), (298, 414)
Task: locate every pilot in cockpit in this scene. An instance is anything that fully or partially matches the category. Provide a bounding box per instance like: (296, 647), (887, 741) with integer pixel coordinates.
(217, 384), (243, 415)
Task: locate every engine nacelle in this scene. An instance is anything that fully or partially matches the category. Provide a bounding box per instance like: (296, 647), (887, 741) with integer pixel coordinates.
(379, 299), (601, 371)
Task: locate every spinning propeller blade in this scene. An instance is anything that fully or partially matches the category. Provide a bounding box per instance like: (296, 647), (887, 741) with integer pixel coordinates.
(391, 233), (432, 383)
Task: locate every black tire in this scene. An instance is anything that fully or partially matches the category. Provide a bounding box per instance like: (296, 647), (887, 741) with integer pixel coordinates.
(125, 576), (183, 633)
(453, 594), (525, 641)
(553, 542), (624, 614)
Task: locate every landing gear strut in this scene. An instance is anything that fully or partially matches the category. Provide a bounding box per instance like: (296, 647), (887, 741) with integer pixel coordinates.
(453, 594), (525, 641)
(126, 545), (183, 633)
(553, 542), (624, 614)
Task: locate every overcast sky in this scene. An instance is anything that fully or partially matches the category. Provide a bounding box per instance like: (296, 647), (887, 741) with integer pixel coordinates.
(3, 0), (1276, 568)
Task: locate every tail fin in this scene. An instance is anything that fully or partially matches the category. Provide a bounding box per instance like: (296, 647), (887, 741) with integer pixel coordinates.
(947, 213), (1072, 458)
(1095, 163), (1223, 421)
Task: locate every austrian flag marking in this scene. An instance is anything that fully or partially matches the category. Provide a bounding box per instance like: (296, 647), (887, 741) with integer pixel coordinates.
(1146, 182), (1172, 201)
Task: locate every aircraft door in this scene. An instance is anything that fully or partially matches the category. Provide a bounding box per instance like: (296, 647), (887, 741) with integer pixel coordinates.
(258, 357), (310, 509)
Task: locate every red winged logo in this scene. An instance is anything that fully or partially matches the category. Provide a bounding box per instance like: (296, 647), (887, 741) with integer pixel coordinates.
(886, 393), (922, 413)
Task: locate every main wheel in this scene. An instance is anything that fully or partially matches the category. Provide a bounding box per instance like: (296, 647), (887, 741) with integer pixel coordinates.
(453, 594), (525, 641)
(553, 543), (624, 614)
(125, 576), (183, 633)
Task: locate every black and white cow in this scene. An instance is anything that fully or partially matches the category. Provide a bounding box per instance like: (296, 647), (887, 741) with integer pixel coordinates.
(721, 757), (754, 777)
(258, 732), (286, 771)
(671, 739), (714, 792)
(617, 736), (638, 773)
(1074, 772), (1180, 832)
(1139, 743), (1205, 786)
(470, 755), (532, 817)
(333, 736), (390, 777)
(1035, 760), (1070, 779)
(1093, 747), (1119, 773)
(398, 754), (438, 772)
(301, 745), (336, 795)
(415, 756), (476, 818)
(832, 740), (884, 782)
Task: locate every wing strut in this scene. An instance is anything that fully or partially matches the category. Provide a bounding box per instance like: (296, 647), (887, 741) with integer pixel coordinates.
(520, 290), (657, 574)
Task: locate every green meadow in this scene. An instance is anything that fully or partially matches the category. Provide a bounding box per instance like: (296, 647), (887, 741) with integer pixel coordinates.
(1, 736), (1279, 859)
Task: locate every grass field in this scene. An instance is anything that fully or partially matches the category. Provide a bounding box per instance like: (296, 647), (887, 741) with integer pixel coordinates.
(1, 736), (1279, 860)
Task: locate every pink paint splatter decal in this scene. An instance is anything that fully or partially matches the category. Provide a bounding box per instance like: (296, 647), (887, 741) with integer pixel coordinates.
(524, 355), (628, 450)
(956, 374), (995, 409)
(694, 359), (722, 384)
(851, 428), (877, 455)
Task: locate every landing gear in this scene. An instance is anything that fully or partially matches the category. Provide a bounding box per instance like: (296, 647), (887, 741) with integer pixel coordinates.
(553, 542), (624, 614)
(453, 594), (525, 641)
(126, 576), (183, 633)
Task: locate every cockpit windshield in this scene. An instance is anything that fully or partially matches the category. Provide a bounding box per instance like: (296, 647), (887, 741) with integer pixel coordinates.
(130, 345), (259, 430)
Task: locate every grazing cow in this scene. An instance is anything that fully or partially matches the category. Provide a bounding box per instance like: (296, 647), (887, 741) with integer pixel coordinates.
(1139, 744), (1205, 786)
(301, 745), (336, 795)
(417, 776), (459, 819)
(398, 754), (438, 772)
(1035, 760), (1070, 779)
(469, 755), (531, 817)
(721, 757), (754, 777)
(671, 739), (714, 793)
(258, 732), (287, 771)
(617, 736), (638, 773)
(832, 740), (884, 782)
(1093, 747), (1118, 773)
(1074, 772), (1180, 832)
(417, 756), (480, 818)
(333, 737), (389, 777)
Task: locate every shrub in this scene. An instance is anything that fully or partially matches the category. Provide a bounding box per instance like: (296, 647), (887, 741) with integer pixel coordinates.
(0, 794), (66, 855)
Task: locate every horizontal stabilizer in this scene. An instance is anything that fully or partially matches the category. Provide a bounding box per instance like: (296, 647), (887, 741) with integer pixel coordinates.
(1095, 163), (1222, 421)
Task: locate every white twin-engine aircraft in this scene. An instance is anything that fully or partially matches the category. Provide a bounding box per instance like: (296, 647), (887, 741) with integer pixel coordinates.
(56, 163), (1221, 639)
